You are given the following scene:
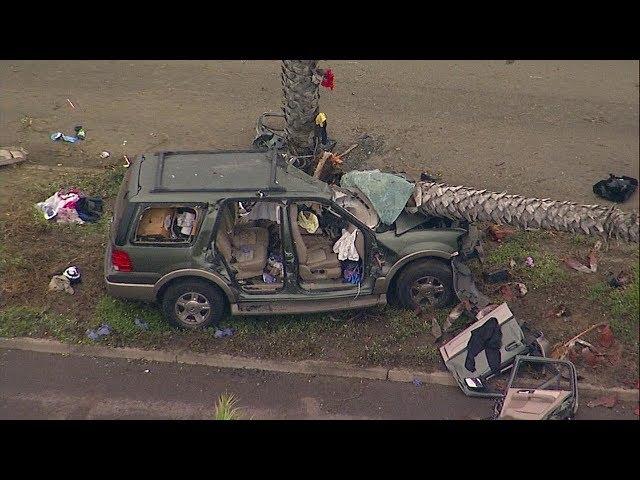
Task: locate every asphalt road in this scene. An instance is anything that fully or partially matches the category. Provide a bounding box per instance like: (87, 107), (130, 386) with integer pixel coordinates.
(0, 349), (636, 420)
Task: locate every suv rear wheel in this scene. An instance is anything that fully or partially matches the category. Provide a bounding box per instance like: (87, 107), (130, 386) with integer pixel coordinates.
(162, 279), (226, 329)
(395, 259), (455, 310)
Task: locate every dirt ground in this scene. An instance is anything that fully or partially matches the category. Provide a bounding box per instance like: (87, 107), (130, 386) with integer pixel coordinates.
(1, 60), (638, 210)
(0, 60), (638, 389)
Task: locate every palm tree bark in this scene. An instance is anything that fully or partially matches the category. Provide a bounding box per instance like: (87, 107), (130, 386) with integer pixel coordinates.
(417, 181), (639, 242)
(281, 60), (320, 156)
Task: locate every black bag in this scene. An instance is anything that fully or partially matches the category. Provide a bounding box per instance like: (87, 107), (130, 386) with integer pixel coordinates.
(592, 174), (638, 203)
(76, 196), (104, 223)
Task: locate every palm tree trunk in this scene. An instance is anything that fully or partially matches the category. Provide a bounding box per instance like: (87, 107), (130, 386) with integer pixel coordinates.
(417, 181), (639, 242)
(281, 60), (320, 156)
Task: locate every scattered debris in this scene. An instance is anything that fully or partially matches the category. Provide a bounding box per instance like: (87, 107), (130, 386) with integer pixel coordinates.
(0, 146), (28, 167)
(497, 356), (578, 420)
(313, 145), (357, 181)
(563, 241), (601, 273)
(514, 282), (528, 297)
(62, 266), (81, 285)
(144, 369), (151, 374)
(441, 303), (550, 399)
(484, 269), (509, 284)
(431, 317), (443, 339)
(75, 126), (86, 140)
(499, 284), (515, 301)
(580, 346), (602, 367)
(544, 304), (569, 319)
(252, 112), (286, 151)
(321, 68), (335, 90)
(452, 258), (491, 313)
(593, 174), (638, 203)
(495, 282), (527, 301)
(86, 323), (112, 341)
(563, 257), (593, 273)
(509, 259), (516, 268)
(412, 378), (423, 387)
(486, 224), (516, 242)
(36, 188), (103, 224)
(587, 395), (618, 408)
(525, 256), (535, 267)
(214, 327), (235, 339)
(475, 304), (499, 320)
(123, 155), (131, 168)
(444, 303), (466, 332)
(607, 270), (630, 288)
(51, 126), (85, 143)
(50, 132), (78, 143)
(48, 275), (74, 294)
(597, 324), (615, 348)
(447, 303), (465, 322)
(134, 318), (149, 330)
(100, 151), (110, 159)
(66, 98), (76, 109)
(550, 322), (607, 360)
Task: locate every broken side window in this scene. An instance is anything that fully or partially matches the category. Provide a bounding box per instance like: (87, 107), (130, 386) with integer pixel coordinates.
(133, 206), (202, 244)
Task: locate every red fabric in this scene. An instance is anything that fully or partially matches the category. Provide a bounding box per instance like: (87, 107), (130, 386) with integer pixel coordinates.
(321, 69), (335, 90)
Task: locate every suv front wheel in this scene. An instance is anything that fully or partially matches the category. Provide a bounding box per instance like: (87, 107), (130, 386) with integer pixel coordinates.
(162, 279), (226, 329)
(395, 259), (455, 310)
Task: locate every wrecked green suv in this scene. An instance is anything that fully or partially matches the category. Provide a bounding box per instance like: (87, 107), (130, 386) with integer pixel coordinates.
(105, 150), (472, 329)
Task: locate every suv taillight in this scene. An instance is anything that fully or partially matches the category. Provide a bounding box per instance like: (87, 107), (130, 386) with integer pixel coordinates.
(112, 249), (133, 272)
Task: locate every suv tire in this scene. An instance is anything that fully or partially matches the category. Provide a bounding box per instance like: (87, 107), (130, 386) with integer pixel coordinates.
(395, 259), (455, 310)
(162, 279), (226, 330)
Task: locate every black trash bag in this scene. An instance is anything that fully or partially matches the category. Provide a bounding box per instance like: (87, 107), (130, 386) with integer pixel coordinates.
(592, 174), (638, 203)
(76, 197), (104, 223)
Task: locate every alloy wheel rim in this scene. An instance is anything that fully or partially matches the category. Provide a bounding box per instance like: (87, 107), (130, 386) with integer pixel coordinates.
(410, 275), (445, 307)
(175, 292), (212, 325)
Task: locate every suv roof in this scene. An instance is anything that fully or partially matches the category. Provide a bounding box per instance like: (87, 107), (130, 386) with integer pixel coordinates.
(127, 150), (332, 203)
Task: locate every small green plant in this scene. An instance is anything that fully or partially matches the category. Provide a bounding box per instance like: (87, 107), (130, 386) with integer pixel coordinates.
(588, 264), (639, 345)
(94, 296), (171, 338)
(213, 393), (245, 420)
(0, 306), (78, 341)
(414, 345), (441, 363)
(484, 230), (567, 289)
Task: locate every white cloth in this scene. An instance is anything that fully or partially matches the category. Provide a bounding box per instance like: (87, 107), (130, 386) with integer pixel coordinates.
(36, 192), (80, 220)
(176, 211), (196, 235)
(242, 202), (281, 224)
(55, 207), (84, 224)
(333, 228), (360, 261)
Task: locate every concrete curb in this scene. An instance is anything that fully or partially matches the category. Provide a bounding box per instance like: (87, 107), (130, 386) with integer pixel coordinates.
(1, 337), (638, 402)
